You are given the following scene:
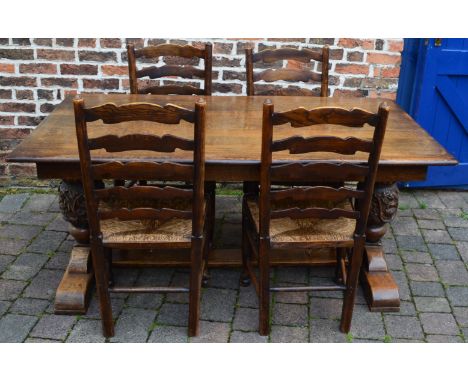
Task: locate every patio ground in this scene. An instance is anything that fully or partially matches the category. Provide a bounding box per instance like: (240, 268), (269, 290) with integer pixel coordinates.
(0, 187), (467, 343)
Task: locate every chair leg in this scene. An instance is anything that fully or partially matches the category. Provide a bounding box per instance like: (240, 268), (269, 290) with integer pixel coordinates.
(258, 237), (270, 336)
(90, 242), (114, 337)
(188, 237), (203, 337)
(340, 239), (365, 333)
(207, 182), (216, 244)
(334, 247), (345, 284)
(104, 247), (114, 287)
(240, 199), (251, 287)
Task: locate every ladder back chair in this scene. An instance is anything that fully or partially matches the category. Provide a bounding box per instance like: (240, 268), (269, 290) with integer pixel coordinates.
(74, 97), (211, 337)
(242, 100), (389, 335)
(127, 43), (212, 95)
(245, 46), (329, 97)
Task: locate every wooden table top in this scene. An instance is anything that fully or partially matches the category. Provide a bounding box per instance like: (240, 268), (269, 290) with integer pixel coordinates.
(7, 94), (456, 167)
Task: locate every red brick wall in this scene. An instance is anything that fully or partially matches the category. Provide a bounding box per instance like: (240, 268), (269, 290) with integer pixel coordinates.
(0, 38), (403, 182)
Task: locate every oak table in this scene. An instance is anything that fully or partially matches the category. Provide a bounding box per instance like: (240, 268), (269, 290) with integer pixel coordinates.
(6, 94), (457, 315)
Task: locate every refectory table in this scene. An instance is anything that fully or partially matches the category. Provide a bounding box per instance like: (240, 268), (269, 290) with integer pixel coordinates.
(6, 94), (457, 315)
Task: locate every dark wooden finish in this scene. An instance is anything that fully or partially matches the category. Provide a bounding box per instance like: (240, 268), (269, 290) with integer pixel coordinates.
(9, 95), (455, 169)
(73, 97), (210, 337)
(127, 43), (212, 96)
(242, 100), (390, 335)
(95, 185), (192, 201)
(6, 94), (456, 316)
(246, 46), (329, 97)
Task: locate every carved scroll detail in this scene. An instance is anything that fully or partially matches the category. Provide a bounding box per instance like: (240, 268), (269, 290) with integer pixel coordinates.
(58, 180), (89, 229)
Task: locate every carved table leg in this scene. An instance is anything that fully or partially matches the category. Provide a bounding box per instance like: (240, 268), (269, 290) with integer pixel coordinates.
(55, 180), (94, 315)
(360, 182), (401, 312)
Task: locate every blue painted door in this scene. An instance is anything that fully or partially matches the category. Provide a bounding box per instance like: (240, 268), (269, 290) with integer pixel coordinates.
(397, 38), (468, 188)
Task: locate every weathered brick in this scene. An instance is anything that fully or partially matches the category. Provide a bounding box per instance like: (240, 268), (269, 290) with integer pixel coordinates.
(78, 38), (96, 48)
(0, 63), (15, 73)
(33, 38), (53, 47)
(147, 38), (166, 47)
(0, 116), (14, 125)
(367, 52), (401, 65)
(0, 76), (37, 87)
(55, 38), (74, 47)
(346, 51), (364, 62)
(83, 78), (119, 90)
(338, 38), (375, 49)
(40, 77), (78, 88)
(39, 103), (56, 113)
(78, 50), (117, 62)
(380, 66), (401, 78)
(16, 89), (34, 100)
(333, 89), (368, 97)
(37, 89), (55, 101)
(388, 40), (404, 52)
(18, 116), (45, 127)
(0, 48), (34, 60)
(213, 82), (242, 94)
(126, 38), (145, 48)
(19, 63), (57, 74)
(361, 78), (398, 89)
(101, 65), (128, 76)
(335, 63), (369, 75)
(0, 89), (13, 99)
(0, 103), (36, 113)
(60, 64), (98, 75)
(37, 49), (75, 61)
(100, 38), (122, 48)
(213, 42), (234, 54)
(213, 57), (241, 67)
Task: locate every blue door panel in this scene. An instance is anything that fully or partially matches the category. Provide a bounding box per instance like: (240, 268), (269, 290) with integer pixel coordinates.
(397, 38), (468, 188)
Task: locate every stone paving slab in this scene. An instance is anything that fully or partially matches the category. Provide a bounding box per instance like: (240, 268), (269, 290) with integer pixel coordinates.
(0, 189), (467, 342)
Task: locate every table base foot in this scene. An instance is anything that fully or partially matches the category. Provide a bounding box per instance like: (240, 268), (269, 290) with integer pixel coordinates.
(360, 244), (400, 312)
(54, 246), (94, 315)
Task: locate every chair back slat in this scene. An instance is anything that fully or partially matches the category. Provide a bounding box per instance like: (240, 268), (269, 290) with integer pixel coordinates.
(271, 207), (360, 220)
(246, 46), (329, 97)
(270, 162), (369, 182)
(136, 65), (205, 80)
(95, 185), (193, 202)
(98, 207), (192, 222)
(88, 134), (194, 153)
(271, 106), (379, 127)
(253, 69), (322, 83)
(128, 43), (212, 95)
(259, 100), (389, 237)
(252, 48), (322, 63)
(272, 136), (373, 154)
(270, 186), (365, 203)
(83, 102), (195, 124)
(91, 161), (194, 181)
(138, 84), (204, 96)
(134, 44), (205, 59)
